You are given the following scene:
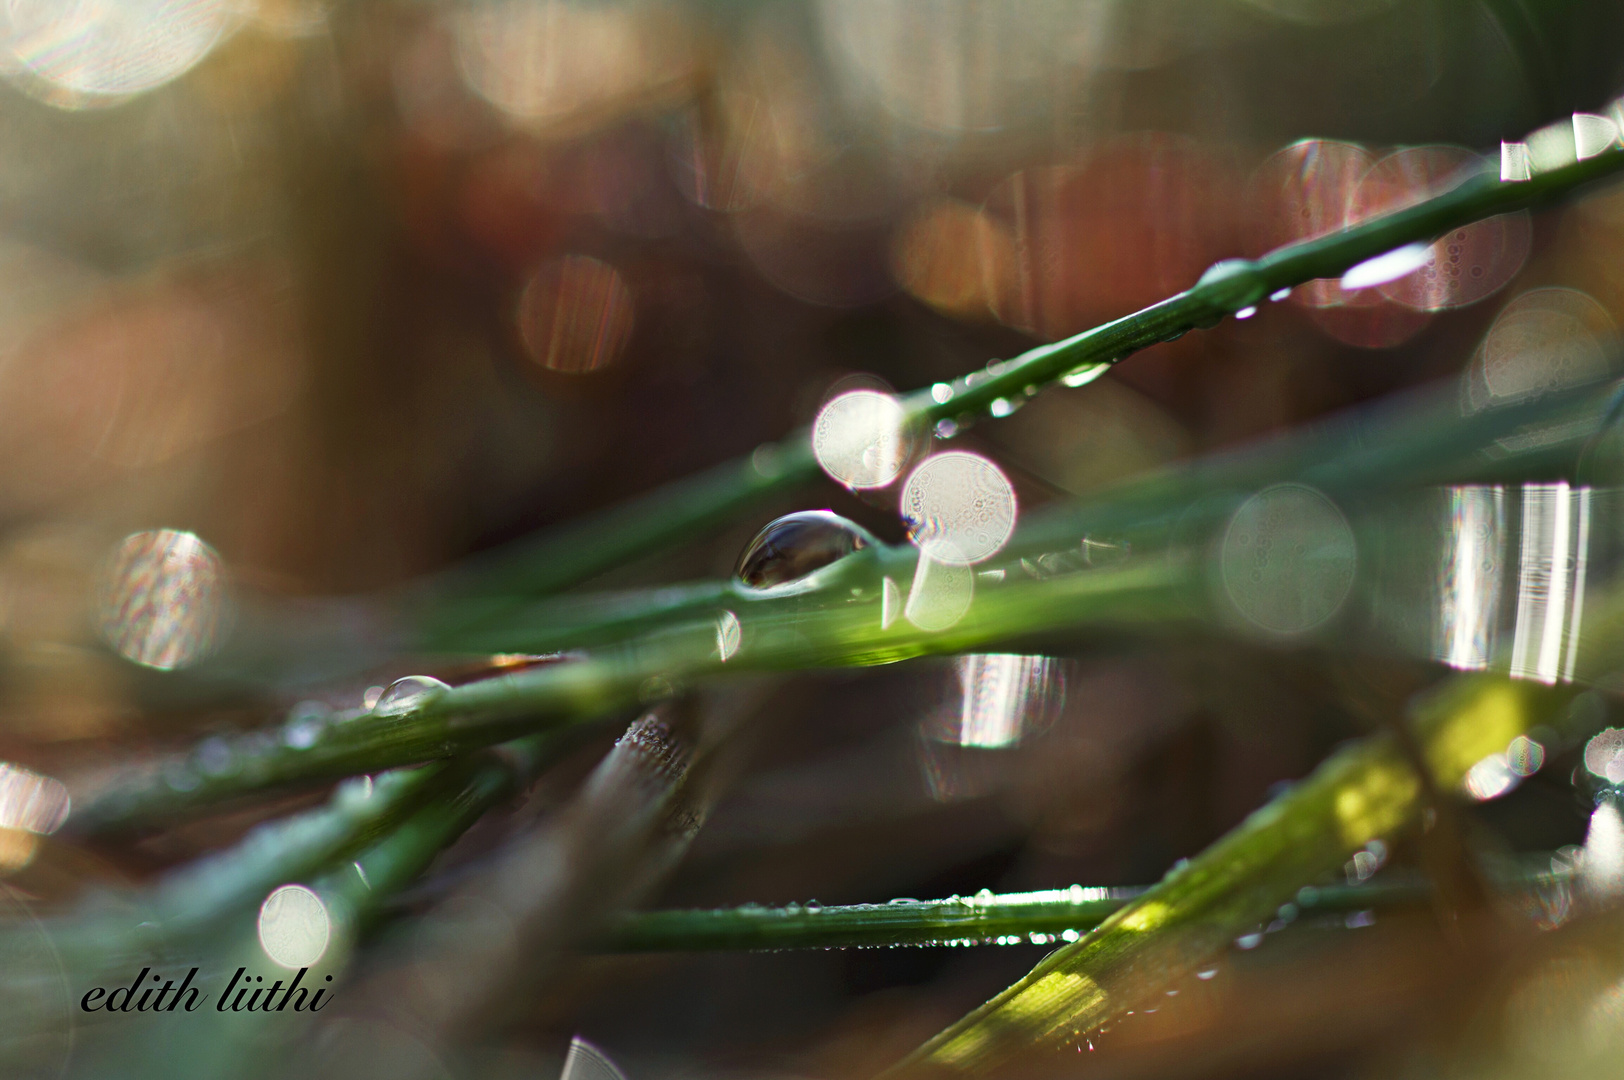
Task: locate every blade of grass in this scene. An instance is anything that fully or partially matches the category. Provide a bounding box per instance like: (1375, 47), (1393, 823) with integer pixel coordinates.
(880, 673), (1574, 1077)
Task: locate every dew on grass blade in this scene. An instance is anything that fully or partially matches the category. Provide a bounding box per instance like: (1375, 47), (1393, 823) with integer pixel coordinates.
(372, 676), (452, 718)
(734, 511), (872, 590)
(813, 389), (910, 489)
(715, 610), (741, 661)
(901, 452), (1016, 565)
(258, 884), (331, 969)
(1339, 243), (1431, 290)
(96, 529), (228, 671)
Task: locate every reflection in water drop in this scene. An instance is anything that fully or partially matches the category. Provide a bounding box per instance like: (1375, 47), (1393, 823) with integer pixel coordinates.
(3, 0), (233, 107)
(371, 676), (451, 718)
(1219, 484), (1356, 636)
(948, 655), (1062, 747)
(258, 884), (331, 969)
(1339, 243), (1431, 290)
(1435, 486), (1505, 671)
(561, 1036), (629, 1080)
(0, 764), (69, 836)
(904, 548), (974, 632)
(901, 452), (1017, 565)
(813, 390), (910, 489)
(1509, 484), (1589, 685)
(517, 256), (635, 373)
(1464, 288), (1616, 412)
(735, 511), (871, 590)
(715, 610), (741, 661)
(97, 529), (227, 670)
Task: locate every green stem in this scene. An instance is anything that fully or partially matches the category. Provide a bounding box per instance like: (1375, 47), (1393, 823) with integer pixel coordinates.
(412, 125), (1624, 625)
(602, 866), (1569, 953)
(883, 674), (1572, 1077)
(68, 371), (1618, 832)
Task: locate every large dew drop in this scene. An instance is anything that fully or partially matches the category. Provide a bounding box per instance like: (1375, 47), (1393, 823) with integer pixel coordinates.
(371, 675), (451, 718)
(734, 511), (873, 589)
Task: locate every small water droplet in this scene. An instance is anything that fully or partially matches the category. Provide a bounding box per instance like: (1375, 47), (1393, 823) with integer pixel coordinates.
(734, 511), (874, 590)
(1196, 968), (1219, 980)
(1060, 362), (1109, 389)
(805, 901), (822, 913)
(372, 675), (451, 718)
(989, 397), (1015, 418)
(362, 685), (384, 710)
(283, 701), (331, 750)
(715, 610), (742, 661)
(1270, 287), (1291, 302)
(930, 383), (954, 404)
(1235, 932), (1263, 950)
(934, 418), (959, 439)
(974, 888), (995, 904)
(888, 897), (921, 905)
(1235, 306), (1258, 319)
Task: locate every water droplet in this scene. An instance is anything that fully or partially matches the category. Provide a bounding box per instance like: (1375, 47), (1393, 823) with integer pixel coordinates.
(258, 884), (331, 969)
(1061, 929), (1081, 942)
(974, 888), (995, 904)
(1235, 932), (1263, 950)
(283, 701), (331, 750)
(1270, 287), (1291, 302)
(934, 418), (959, 439)
(715, 610), (742, 661)
(888, 897), (921, 905)
(930, 383), (954, 404)
(1196, 968), (1219, 980)
(804, 901), (822, 913)
(1060, 362), (1109, 389)
(372, 676), (451, 718)
(1235, 306), (1258, 319)
(989, 397), (1015, 418)
(734, 511), (874, 590)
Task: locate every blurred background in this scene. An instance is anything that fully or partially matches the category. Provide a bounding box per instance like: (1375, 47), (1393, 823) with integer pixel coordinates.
(3, 1), (1624, 1078)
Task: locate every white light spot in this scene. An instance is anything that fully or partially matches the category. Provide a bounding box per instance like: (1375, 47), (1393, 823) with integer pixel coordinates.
(1573, 113), (1620, 160)
(1501, 141), (1532, 182)
(880, 576), (901, 629)
(1509, 483), (1590, 685)
(96, 529), (228, 671)
(258, 884), (331, 969)
(903, 548), (974, 632)
(1235, 306), (1257, 320)
(3, 0), (233, 107)
(715, 610), (741, 661)
(900, 451), (1017, 565)
(1059, 362), (1109, 389)
(1463, 752), (1519, 801)
(813, 390), (910, 489)
(0, 763), (70, 834)
(1435, 486), (1506, 671)
(1269, 287), (1291, 302)
(1339, 243), (1432, 290)
(930, 382), (954, 404)
(1219, 483), (1356, 636)
(1584, 729), (1624, 784)
(1582, 802), (1624, 900)
(952, 655), (1062, 747)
